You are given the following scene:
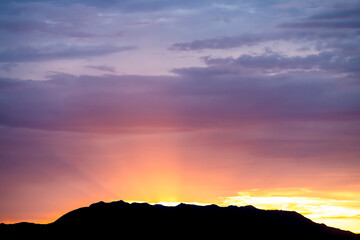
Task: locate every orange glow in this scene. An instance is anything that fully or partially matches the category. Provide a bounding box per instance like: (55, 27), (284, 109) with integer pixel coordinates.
(1, 130), (359, 235)
(109, 133), (182, 203)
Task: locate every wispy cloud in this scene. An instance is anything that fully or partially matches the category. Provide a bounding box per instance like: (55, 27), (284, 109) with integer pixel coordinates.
(0, 63), (17, 72)
(0, 45), (136, 62)
(85, 65), (117, 73)
(170, 3), (360, 51)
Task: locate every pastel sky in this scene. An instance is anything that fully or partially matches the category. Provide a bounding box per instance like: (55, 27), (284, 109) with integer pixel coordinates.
(1, 0), (360, 233)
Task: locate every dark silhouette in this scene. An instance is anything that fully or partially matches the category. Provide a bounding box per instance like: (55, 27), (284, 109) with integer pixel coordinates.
(1, 200), (359, 239)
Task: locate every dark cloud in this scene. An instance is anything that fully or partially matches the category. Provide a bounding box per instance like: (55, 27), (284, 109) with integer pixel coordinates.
(169, 33), (276, 51)
(278, 4), (360, 29)
(200, 52), (360, 77)
(170, 3), (360, 51)
(309, 4), (360, 20)
(169, 29), (360, 51)
(279, 20), (360, 29)
(0, 45), (136, 62)
(169, 2), (360, 84)
(0, 19), (47, 33)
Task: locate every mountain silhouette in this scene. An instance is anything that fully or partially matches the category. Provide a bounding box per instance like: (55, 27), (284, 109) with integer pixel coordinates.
(1, 200), (359, 239)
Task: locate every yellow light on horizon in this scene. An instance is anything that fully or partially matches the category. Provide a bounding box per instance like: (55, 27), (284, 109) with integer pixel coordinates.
(221, 189), (360, 233)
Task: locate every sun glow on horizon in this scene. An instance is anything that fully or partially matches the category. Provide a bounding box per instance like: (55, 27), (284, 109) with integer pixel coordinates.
(126, 200), (211, 207)
(221, 188), (360, 233)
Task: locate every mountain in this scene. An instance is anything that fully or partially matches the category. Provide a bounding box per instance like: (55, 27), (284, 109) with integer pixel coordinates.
(1, 200), (359, 239)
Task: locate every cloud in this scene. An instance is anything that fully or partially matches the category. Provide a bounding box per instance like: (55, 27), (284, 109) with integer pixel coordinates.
(0, 1), (127, 45)
(169, 3), (360, 51)
(0, 18), (124, 38)
(0, 19), (47, 33)
(170, 3), (360, 80)
(200, 51), (360, 77)
(85, 65), (117, 73)
(1, 72), (359, 170)
(0, 45), (136, 62)
(279, 20), (360, 29)
(0, 0), (242, 13)
(278, 4), (360, 29)
(169, 33), (275, 51)
(78, 0), (252, 12)
(309, 4), (360, 20)
(1, 69), (359, 134)
(168, 29), (360, 51)
(0, 63), (17, 72)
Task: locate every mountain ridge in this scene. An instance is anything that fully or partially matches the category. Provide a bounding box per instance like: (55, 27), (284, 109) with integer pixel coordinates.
(1, 200), (359, 239)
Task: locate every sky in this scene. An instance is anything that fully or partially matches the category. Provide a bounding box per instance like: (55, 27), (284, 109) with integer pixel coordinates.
(0, 0), (360, 233)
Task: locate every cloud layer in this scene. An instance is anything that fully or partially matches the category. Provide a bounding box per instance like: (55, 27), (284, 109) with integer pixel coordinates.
(0, 45), (136, 62)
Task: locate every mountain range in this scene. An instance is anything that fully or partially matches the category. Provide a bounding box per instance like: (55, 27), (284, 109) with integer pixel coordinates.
(1, 200), (359, 239)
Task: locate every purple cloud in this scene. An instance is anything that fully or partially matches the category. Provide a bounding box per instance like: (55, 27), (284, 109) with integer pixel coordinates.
(0, 18), (124, 38)
(199, 52), (360, 77)
(277, 4), (360, 29)
(169, 3), (360, 51)
(309, 4), (360, 20)
(279, 20), (360, 29)
(169, 33), (276, 51)
(168, 29), (360, 51)
(85, 65), (117, 73)
(0, 70), (359, 133)
(0, 63), (17, 73)
(0, 45), (136, 62)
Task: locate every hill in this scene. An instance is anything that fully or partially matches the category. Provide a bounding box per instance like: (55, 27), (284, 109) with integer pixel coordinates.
(1, 200), (359, 239)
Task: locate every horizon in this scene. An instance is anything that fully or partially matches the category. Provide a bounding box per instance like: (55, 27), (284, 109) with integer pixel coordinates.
(0, 0), (360, 233)
(2, 198), (360, 235)
(3, 193), (360, 233)
(3, 200), (359, 240)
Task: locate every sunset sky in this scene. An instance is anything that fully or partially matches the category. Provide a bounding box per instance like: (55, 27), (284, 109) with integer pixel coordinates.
(1, 0), (360, 233)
